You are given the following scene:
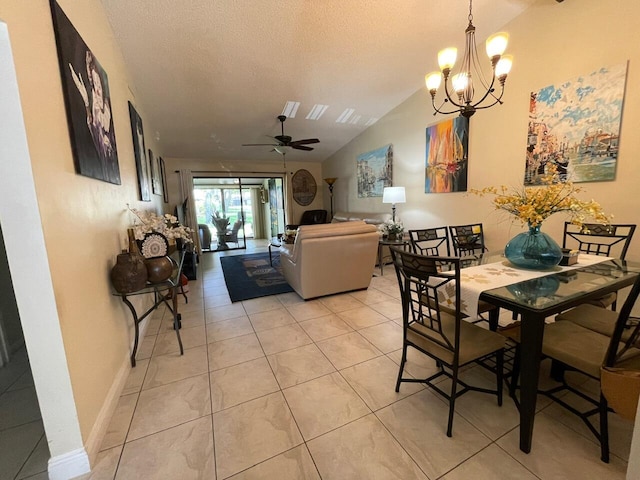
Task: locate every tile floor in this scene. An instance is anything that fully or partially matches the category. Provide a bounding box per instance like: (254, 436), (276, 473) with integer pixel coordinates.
(75, 242), (638, 478)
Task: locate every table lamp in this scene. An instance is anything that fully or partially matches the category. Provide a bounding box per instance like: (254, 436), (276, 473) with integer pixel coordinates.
(382, 186), (405, 222)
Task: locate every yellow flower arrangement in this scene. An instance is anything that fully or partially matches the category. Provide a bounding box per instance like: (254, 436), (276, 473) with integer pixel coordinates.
(471, 165), (610, 228)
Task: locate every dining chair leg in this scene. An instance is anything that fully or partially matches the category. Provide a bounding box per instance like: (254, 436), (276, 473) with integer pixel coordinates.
(599, 393), (610, 463)
(509, 345), (520, 399)
(447, 365), (459, 437)
(497, 349), (504, 406)
(395, 344), (408, 392)
(550, 359), (566, 382)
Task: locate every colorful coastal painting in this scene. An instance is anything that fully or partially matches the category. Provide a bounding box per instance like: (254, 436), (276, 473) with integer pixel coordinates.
(357, 144), (393, 197)
(425, 117), (469, 193)
(525, 63), (628, 185)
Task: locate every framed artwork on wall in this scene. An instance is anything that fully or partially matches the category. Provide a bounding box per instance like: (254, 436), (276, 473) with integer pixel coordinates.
(128, 102), (151, 201)
(357, 144), (392, 198)
(149, 149), (161, 195)
(525, 63), (627, 185)
(425, 117), (469, 193)
(291, 169), (317, 206)
(50, 0), (120, 185)
(159, 156), (168, 203)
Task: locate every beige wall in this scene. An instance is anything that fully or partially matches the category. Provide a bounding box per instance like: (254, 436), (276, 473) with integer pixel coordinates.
(322, 0), (640, 262)
(166, 157), (325, 229)
(0, 0), (166, 447)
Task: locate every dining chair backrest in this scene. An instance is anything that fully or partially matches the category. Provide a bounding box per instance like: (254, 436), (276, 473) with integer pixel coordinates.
(563, 222), (636, 260)
(409, 227), (450, 256)
(605, 274), (640, 367)
(390, 247), (462, 356)
(448, 223), (486, 256)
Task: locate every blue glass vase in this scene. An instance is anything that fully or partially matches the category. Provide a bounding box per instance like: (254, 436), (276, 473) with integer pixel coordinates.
(504, 224), (563, 270)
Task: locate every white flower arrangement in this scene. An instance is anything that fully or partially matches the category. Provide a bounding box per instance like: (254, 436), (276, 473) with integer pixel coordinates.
(378, 220), (404, 236)
(129, 207), (193, 243)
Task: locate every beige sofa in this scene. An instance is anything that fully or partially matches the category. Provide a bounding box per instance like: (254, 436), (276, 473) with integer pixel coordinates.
(280, 221), (379, 299)
(331, 211), (392, 225)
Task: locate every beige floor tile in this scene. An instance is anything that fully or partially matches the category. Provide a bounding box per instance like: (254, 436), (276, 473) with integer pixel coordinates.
(143, 344), (208, 390)
(497, 411), (628, 479)
(213, 392), (303, 479)
(318, 294), (365, 312)
(128, 373), (211, 441)
(204, 293), (233, 309)
(440, 444), (537, 480)
(386, 348), (440, 381)
(283, 372), (370, 440)
(210, 357), (280, 412)
(369, 299), (403, 320)
(275, 292), (305, 306)
(136, 334), (157, 361)
(307, 414), (427, 480)
(376, 390), (491, 479)
(100, 393), (137, 451)
(317, 332), (382, 370)
(286, 301), (331, 321)
(118, 416), (215, 480)
(298, 314), (353, 342)
(0, 387), (42, 430)
(267, 344), (336, 388)
(208, 333), (265, 371)
(121, 358), (149, 396)
(205, 303), (247, 323)
(255, 323), (313, 355)
(358, 321), (403, 353)
(206, 316), (254, 343)
(337, 305), (389, 330)
(143, 316), (162, 336)
(241, 296), (283, 315)
(159, 309), (205, 332)
(249, 307), (296, 332)
(348, 288), (397, 305)
(153, 325), (207, 356)
(369, 276), (397, 292)
(340, 356), (423, 411)
(0, 421), (43, 480)
(228, 445), (319, 480)
(177, 298), (205, 315)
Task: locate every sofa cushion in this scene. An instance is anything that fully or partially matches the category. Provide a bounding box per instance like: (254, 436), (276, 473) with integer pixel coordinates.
(331, 211), (392, 225)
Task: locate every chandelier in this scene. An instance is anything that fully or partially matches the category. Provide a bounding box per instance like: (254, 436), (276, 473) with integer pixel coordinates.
(425, 0), (513, 118)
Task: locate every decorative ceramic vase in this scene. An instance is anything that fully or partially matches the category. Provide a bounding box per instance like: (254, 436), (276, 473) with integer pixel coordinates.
(144, 256), (173, 283)
(110, 229), (148, 293)
(505, 223), (563, 270)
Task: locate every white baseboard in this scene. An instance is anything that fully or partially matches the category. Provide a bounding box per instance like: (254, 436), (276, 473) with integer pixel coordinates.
(83, 313), (152, 465)
(48, 447), (90, 480)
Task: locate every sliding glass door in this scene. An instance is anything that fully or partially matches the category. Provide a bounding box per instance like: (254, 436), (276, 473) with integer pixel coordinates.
(193, 176), (284, 251)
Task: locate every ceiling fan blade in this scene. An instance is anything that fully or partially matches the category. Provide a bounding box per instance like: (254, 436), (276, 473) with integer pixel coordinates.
(274, 135), (292, 144)
(242, 143), (278, 147)
(289, 138), (320, 146)
(292, 145), (314, 151)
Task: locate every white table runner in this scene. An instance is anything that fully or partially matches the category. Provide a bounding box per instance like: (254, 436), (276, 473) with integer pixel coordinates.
(438, 254), (610, 318)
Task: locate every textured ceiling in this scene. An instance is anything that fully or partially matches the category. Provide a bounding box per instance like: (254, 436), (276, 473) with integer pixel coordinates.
(100, 0), (535, 163)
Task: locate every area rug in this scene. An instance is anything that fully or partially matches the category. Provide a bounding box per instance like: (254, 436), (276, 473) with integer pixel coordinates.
(220, 252), (294, 302)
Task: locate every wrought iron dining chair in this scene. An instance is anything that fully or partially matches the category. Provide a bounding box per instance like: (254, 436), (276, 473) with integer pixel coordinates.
(562, 222), (636, 310)
(515, 274), (640, 463)
(390, 247), (506, 437)
(449, 223), (487, 256)
(408, 227), (450, 256)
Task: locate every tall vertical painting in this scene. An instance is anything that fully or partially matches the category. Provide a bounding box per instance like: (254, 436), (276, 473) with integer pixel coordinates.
(357, 144), (392, 198)
(425, 117), (469, 193)
(525, 63), (627, 185)
(51, 1), (120, 184)
(128, 102), (151, 201)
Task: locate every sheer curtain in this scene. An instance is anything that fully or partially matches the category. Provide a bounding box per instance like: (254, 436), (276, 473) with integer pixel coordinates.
(178, 169), (201, 255)
(284, 171), (294, 227)
(251, 188), (266, 239)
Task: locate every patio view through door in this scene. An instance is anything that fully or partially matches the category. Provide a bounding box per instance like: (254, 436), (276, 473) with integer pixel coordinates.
(193, 176), (285, 252)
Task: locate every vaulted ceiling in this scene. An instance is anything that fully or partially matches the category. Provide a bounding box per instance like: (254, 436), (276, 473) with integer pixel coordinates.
(101, 0), (535, 163)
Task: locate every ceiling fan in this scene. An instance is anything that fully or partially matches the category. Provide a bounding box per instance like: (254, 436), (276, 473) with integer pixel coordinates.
(242, 115), (320, 152)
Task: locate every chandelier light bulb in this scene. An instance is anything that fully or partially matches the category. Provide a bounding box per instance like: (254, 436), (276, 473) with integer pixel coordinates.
(438, 47), (457, 72)
(486, 32), (509, 59)
(495, 54), (513, 79)
(425, 72), (442, 92)
(452, 73), (469, 94)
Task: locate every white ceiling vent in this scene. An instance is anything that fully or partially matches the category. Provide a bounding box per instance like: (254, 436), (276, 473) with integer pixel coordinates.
(281, 101), (300, 118)
(336, 108), (355, 124)
(306, 104), (329, 121)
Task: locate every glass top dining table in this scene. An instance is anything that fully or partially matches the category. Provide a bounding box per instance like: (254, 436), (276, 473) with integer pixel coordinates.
(461, 251), (640, 454)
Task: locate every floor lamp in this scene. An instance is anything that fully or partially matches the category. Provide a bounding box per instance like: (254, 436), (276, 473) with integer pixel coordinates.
(324, 177), (337, 219)
(382, 186), (405, 222)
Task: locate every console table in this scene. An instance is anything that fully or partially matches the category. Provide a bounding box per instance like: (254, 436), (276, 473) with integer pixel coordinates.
(113, 250), (186, 367)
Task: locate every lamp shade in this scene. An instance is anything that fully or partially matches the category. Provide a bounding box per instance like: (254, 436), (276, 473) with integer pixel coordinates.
(382, 187), (406, 204)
